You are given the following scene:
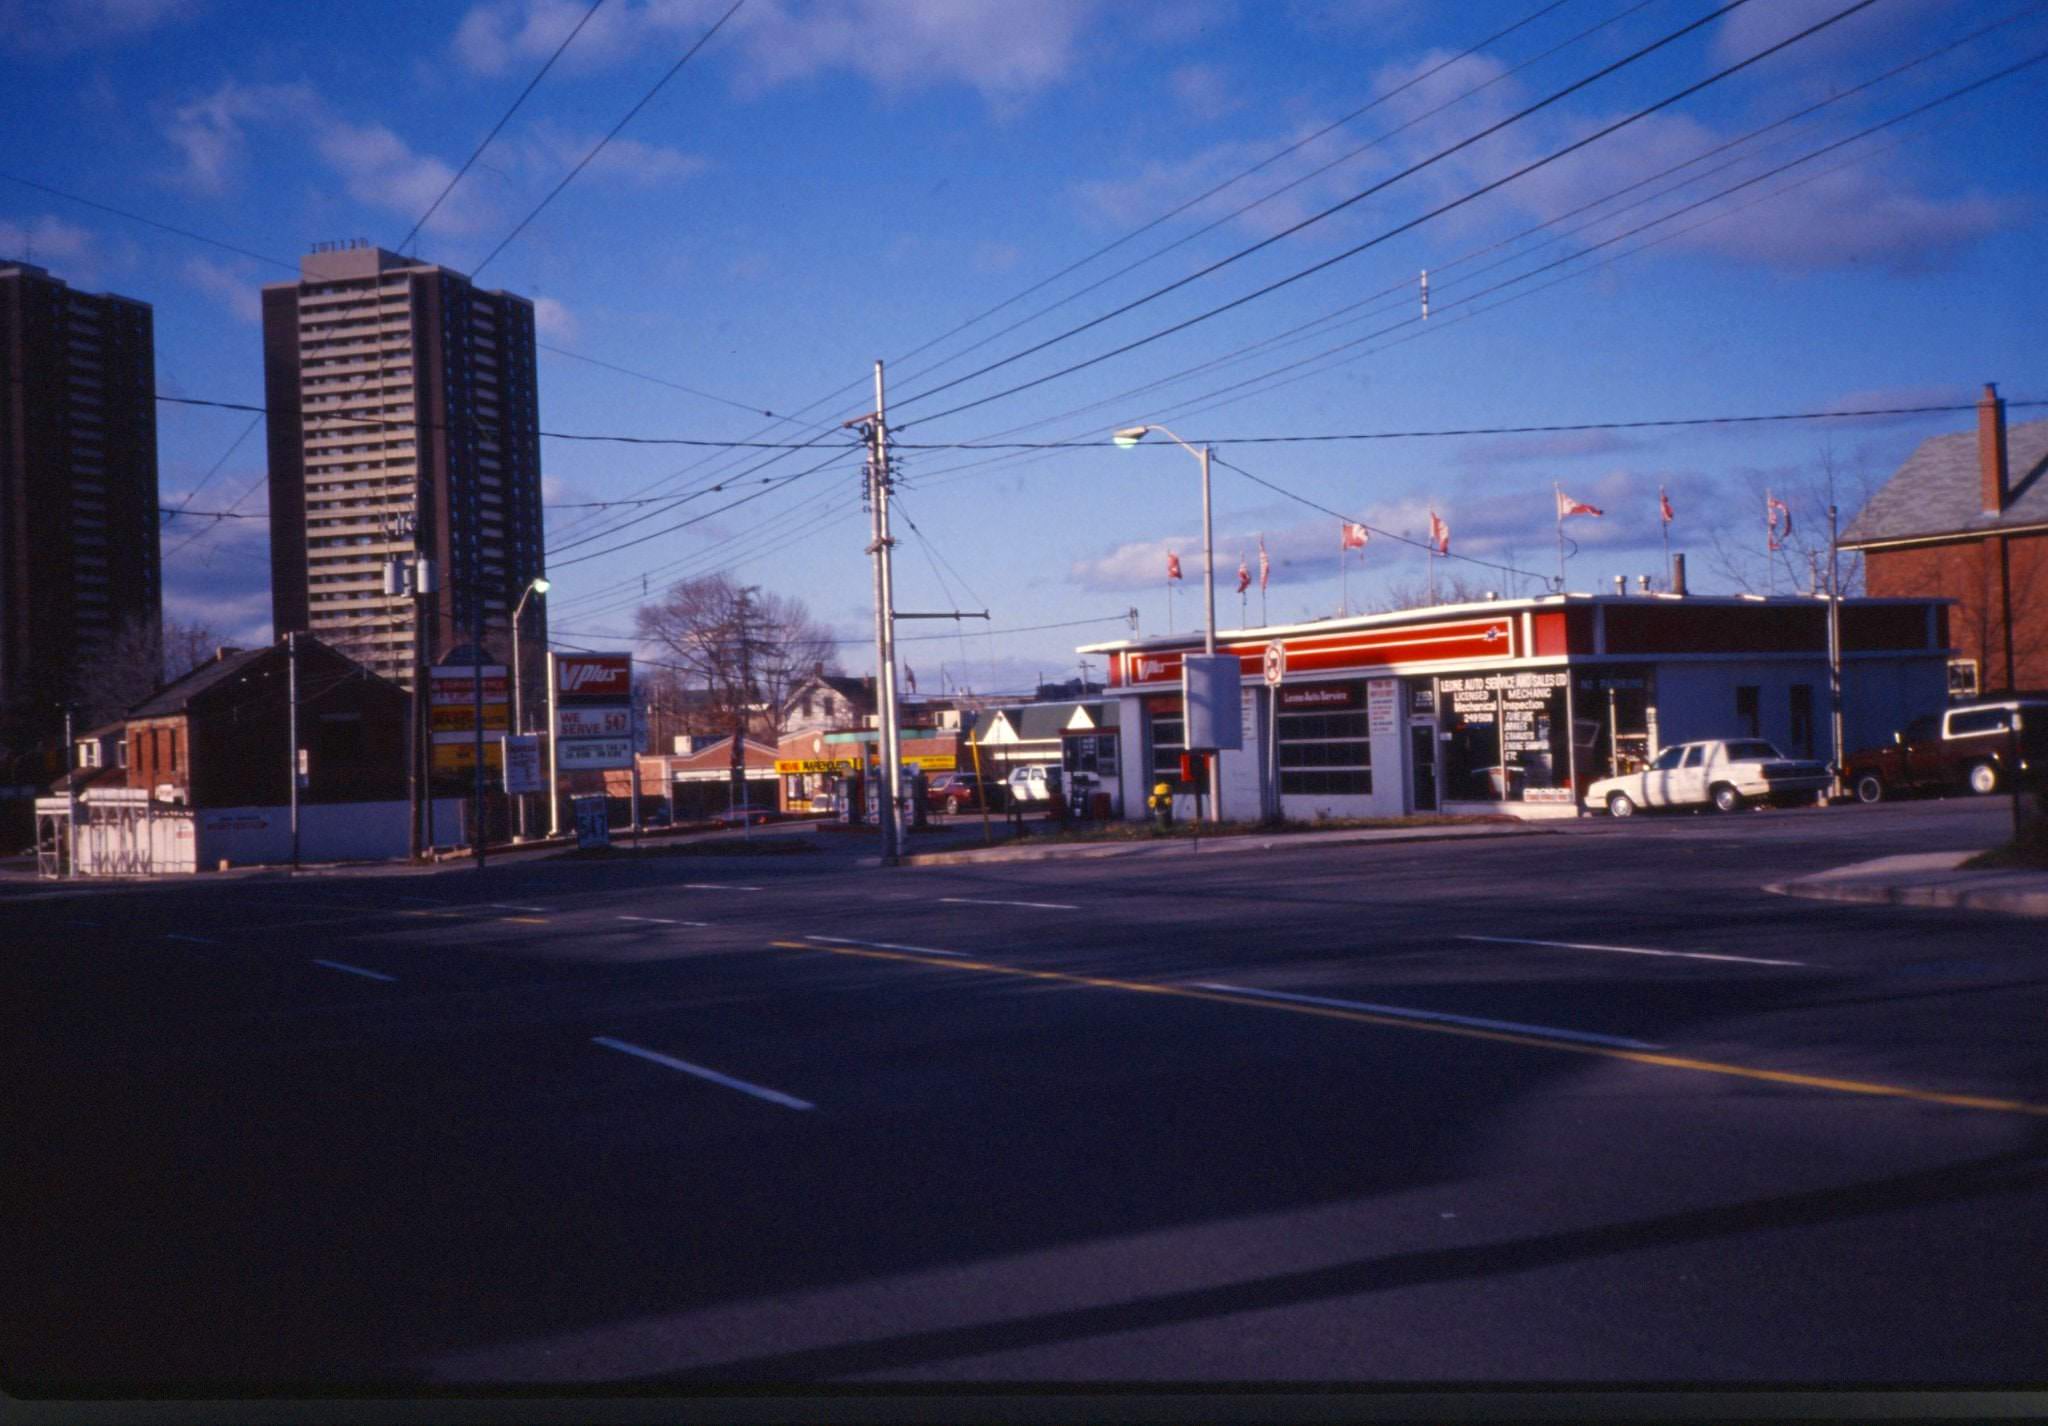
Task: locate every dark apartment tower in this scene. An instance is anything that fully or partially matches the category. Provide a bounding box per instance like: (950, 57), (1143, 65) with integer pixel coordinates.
(0, 260), (162, 733)
(262, 243), (546, 689)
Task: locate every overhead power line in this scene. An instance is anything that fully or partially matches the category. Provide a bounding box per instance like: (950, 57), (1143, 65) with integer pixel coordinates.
(470, 0), (746, 277)
(890, 0), (1760, 420)
(896, 0), (1882, 430)
(397, 0), (610, 256)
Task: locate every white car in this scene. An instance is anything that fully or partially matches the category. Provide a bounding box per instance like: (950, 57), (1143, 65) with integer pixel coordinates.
(1004, 765), (1065, 803)
(1589, 739), (1832, 817)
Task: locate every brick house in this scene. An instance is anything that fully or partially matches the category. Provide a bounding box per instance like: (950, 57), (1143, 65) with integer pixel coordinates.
(113, 637), (408, 806)
(1842, 385), (2048, 695)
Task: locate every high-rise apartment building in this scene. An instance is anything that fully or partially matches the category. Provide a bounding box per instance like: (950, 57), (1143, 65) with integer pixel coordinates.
(0, 259), (162, 730)
(262, 243), (545, 688)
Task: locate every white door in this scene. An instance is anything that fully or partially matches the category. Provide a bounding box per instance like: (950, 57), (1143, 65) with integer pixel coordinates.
(1672, 744), (1711, 805)
(1640, 744), (1686, 806)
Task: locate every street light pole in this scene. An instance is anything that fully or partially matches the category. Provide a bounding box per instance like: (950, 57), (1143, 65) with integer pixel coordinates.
(1115, 423), (1223, 822)
(511, 577), (550, 840)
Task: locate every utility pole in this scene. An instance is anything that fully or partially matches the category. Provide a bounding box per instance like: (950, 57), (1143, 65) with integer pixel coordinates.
(1827, 503), (1845, 797)
(287, 630), (301, 871)
(730, 585), (756, 823)
(848, 361), (904, 864)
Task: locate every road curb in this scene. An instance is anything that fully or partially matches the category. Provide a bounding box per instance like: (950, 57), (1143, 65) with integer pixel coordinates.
(1765, 877), (2048, 917)
(883, 823), (1554, 868)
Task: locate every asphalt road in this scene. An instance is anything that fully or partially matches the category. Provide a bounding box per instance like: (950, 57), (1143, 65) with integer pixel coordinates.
(4, 798), (2044, 1396)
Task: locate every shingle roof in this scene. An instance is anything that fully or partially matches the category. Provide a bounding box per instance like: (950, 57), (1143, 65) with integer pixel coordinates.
(124, 646), (273, 719)
(1841, 416), (2048, 546)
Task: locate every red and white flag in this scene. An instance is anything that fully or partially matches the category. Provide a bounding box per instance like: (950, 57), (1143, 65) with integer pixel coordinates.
(1428, 510), (1450, 555)
(1236, 556), (1251, 594)
(1659, 486), (1675, 524)
(1767, 495), (1792, 551)
(1166, 550), (1183, 581)
(1341, 521), (1369, 551)
(1556, 489), (1602, 519)
(1258, 536), (1270, 592)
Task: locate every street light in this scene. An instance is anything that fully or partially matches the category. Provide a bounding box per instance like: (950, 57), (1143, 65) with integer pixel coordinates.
(511, 576), (550, 839)
(1114, 422), (1222, 822)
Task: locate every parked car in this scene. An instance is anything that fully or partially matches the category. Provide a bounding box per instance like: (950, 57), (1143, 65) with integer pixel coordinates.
(640, 803), (672, 829)
(926, 772), (1001, 812)
(1004, 765), (1064, 804)
(1844, 697), (2047, 803)
(1589, 739), (1831, 816)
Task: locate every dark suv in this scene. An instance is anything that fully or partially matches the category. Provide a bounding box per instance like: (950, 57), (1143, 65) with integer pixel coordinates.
(1844, 697), (2047, 802)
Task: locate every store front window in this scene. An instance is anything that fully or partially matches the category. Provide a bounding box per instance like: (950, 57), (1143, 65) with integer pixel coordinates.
(1147, 704), (1185, 784)
(1437, 671), (1571, 802)
(1276, 682), (1372, 796)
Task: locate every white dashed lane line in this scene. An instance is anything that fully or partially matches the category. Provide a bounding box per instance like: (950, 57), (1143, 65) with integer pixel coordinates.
(805, 934), (966, 958)
(590, 1037), (814, 1110)
(1193, 981), (1662, 1050)
(684, 883), (763, 892)
(312, 959), (397, 983)
(617, 915), (710, 927)
(164, 934), (221, 945)
(939, 896), (1079, 911)
(1458, 934), (1807, 968)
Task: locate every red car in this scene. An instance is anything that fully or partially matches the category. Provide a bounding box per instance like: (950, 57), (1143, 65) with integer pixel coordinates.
(925, 772), (1002, 812)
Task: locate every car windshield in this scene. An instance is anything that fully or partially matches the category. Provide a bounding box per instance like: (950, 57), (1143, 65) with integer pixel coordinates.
(1651, 746), (1685, 771)
(1723, 740), (1785, 760)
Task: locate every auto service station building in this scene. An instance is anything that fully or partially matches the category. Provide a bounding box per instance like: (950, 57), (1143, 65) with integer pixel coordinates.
(1079, 591), (1952, 821)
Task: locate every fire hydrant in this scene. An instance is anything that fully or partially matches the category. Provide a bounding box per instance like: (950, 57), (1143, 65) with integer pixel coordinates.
(1147, 781), (1175, 829)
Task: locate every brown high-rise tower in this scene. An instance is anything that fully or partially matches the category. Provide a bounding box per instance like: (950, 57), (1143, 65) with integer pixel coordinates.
(262, 243), (545, 688)
(0, 259), (162, 735)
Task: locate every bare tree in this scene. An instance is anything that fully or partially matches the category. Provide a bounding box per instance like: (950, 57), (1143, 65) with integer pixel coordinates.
(1704, 443), (1873, 597)
(634, 575), (837, 739)
(1371, 571), (1493, 612)
(70, 616), (224, 728)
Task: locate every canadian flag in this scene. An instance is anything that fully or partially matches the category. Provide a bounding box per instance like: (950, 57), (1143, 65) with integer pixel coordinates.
(1428, 510), (1450, 555)
(1236, 557), (1251, 594)
(1166, 550), (1183, 581)
(1258, 536), (1270, 592)
(1556, 489), (1603, 519)
(1659, 486), (1675, 524)
(1341, 522), (1369, 551)
(1767, 495), (1792, 551)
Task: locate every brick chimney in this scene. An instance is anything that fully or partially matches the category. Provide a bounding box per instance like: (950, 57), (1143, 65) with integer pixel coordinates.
(1979, 382), (2008, 514)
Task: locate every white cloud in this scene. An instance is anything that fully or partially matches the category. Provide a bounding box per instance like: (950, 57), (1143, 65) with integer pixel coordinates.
(180, 255), (261, 323)
(160, 80), (318, 194)
(515, 120), (711, 188)
(531, 294), (576, 340)
(0, 213), (101, 274)
(452, 0), (1106, 103)
(0, 0), (202, 56)
(1167, 63), (1242, 123)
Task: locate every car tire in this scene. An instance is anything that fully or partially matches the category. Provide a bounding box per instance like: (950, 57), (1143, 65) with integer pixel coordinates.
(1853, 773), (1884, 805)
(1967, 761), (1999, 796)
(1606, 792), (1636, 818)
(1711, 783), (1744, 814)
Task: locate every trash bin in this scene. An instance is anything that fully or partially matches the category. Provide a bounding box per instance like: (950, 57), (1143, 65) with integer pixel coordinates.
(1090, 792), (1112, 820)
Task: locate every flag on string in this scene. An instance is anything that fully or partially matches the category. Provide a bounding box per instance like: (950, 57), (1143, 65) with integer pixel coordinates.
(1428, 510), (1450, 555)
(1659, 486), (1675, 524)
(1258, 536), (1270, 592)
(905, 666), (917, 694)
(1341, 522), (1369, 551)
(1767, 495), (1792, 551)
(1236, 557), (1251, 594)
(1167, 550), (1183, 581)
(1556, 490), (1603, 519)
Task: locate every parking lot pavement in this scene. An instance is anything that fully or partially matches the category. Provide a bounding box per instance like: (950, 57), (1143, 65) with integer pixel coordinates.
(4, 799), (2044, 1390)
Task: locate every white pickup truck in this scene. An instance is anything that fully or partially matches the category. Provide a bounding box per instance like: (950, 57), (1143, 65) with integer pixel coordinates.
(1588, 739), (1832, 817)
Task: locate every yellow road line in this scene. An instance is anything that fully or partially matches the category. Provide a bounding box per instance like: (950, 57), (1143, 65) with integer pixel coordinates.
(499, 915), (550, 925)
(767, 941), (2048, 1119)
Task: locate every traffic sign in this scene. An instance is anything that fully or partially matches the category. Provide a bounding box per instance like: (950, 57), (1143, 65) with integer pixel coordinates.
(1263, 641), (1286, 689)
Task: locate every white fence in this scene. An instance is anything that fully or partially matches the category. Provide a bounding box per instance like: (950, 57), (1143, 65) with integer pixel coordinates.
(35, 792), (467, 876)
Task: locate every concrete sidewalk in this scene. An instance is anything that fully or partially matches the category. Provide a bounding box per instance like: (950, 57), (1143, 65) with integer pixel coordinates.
(1766, 850), (2048, 918)
(888, 820), (1552, 867)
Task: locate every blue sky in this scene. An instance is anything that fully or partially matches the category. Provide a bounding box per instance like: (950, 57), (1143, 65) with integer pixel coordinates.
(4, 0), (2045, 693)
